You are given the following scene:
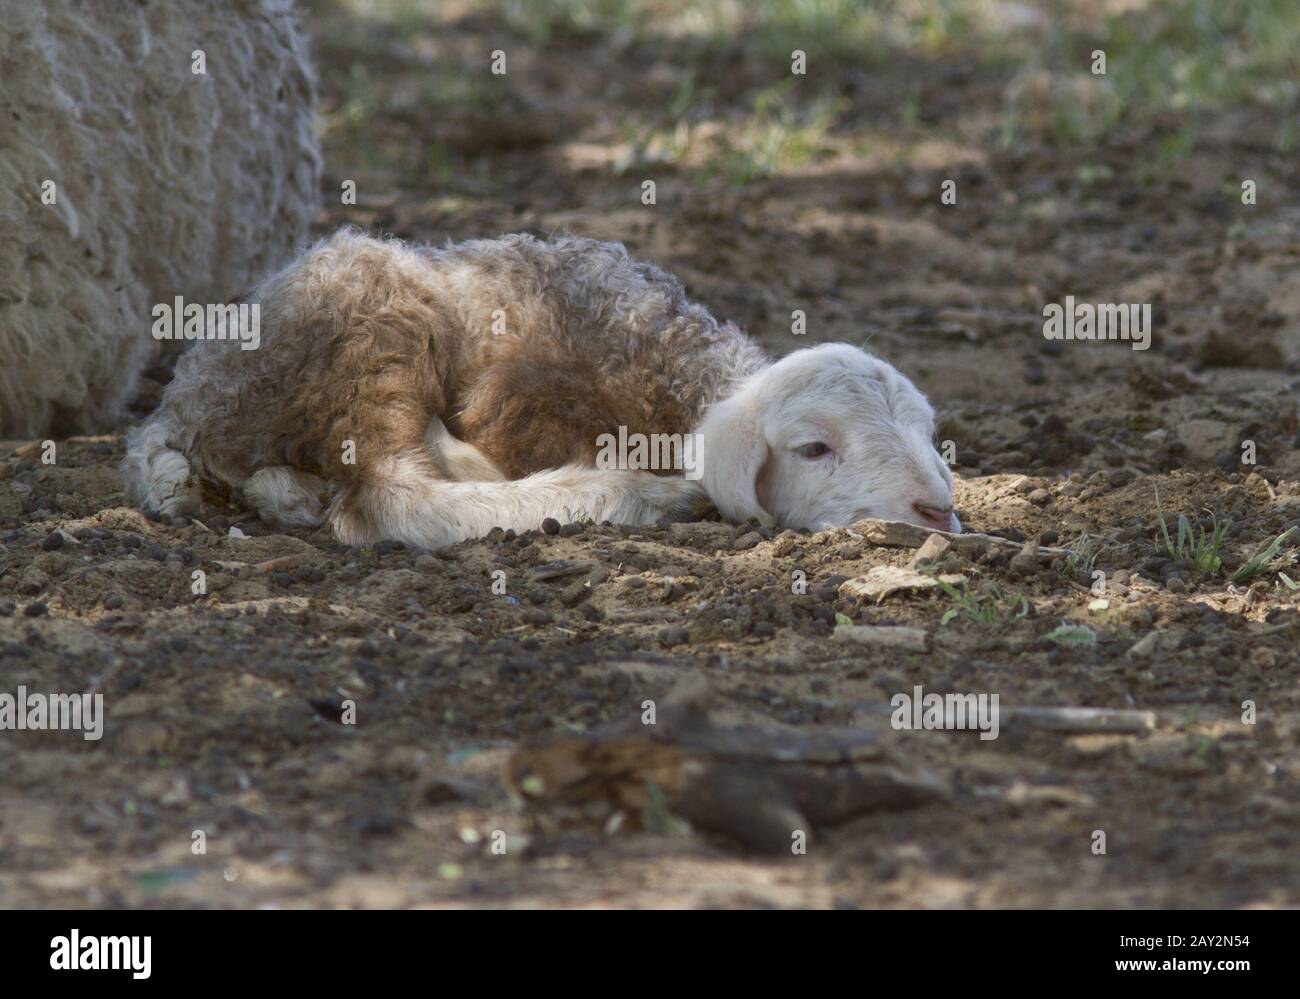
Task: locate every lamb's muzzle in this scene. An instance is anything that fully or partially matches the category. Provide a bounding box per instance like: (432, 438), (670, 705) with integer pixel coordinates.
(123, 230), (959, 546)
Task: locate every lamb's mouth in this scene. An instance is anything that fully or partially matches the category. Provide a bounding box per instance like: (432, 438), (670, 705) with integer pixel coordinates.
(912, 503), (957, 532)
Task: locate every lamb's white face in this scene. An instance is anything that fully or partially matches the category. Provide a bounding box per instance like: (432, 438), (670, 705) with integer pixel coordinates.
(699, 344), (961, 534)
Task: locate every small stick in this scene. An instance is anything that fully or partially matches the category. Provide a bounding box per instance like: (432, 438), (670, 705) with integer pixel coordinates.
(857, 703), (1157, 734)
(999, 706), (1157, 734)
(850, 518), (1073, 557)
(212, 552), (312, 574)
(529, 560), (594, 582)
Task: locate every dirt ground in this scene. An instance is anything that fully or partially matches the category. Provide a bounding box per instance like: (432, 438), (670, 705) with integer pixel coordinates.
(1, 0), (1298, 908)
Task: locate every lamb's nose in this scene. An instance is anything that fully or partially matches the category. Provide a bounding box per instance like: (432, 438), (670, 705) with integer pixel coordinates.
(913, 501), (954, 529)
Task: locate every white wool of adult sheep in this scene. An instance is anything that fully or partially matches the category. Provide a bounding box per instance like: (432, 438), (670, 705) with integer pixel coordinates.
(0, 0), (322, 438)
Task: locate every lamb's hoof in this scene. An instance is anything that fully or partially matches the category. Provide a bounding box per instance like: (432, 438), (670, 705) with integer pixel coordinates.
(147, 474), (201, 519)
(242, 467), (327, 528)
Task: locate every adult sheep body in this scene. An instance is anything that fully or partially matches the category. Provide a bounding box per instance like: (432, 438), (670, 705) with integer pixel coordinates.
(125, 229), (961, 546)
(0, 0), (320, 437)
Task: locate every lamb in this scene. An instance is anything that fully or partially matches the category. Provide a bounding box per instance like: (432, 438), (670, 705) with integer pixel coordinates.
(0, 0), (320, 437)
(124, 229), (961, 547)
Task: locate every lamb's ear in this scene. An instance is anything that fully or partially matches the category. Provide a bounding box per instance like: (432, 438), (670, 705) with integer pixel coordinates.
(697, 396), (772, 525)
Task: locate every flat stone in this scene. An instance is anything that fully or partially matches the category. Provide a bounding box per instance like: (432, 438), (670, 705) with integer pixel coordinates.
(1126, 631), (1161, 658)
(907, 533), (952, 568)
(839, 566), (965, 603)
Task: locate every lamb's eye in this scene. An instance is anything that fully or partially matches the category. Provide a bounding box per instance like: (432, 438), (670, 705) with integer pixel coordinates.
(795, 442), (831, 459)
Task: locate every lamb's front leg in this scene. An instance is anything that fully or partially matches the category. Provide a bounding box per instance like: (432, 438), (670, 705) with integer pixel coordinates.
(331, 455), (709, 548)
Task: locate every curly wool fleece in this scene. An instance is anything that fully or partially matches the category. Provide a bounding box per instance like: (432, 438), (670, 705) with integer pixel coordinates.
(0, 0), (321, 437)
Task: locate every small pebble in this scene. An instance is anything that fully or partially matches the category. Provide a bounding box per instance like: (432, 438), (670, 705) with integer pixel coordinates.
(521, 607), (553, 626)
(658, 625), (689, 647)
